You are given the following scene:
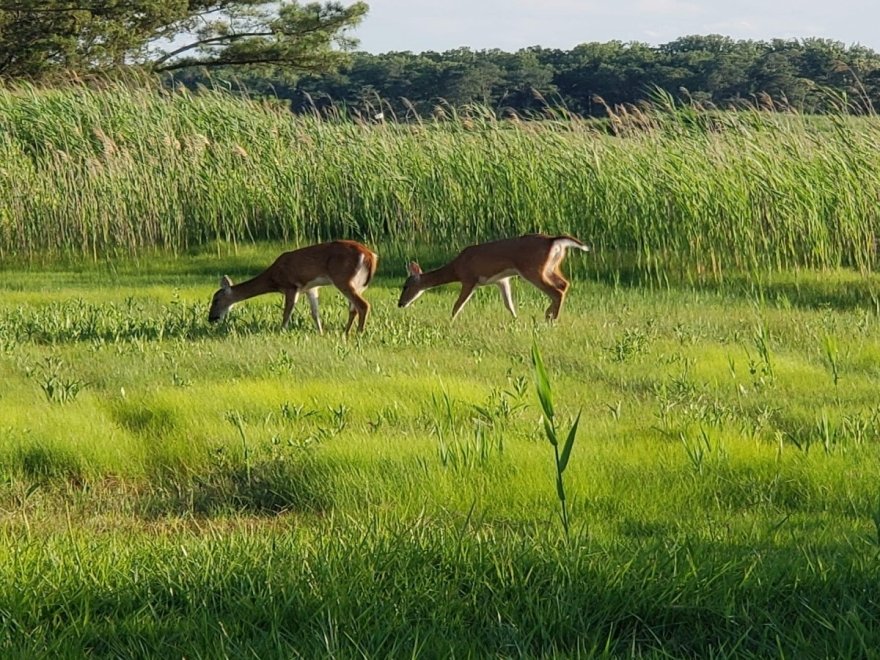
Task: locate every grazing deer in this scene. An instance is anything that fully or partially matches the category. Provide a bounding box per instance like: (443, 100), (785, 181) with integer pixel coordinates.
(208, 240), (378, 334)
(398, 234), (589, 321)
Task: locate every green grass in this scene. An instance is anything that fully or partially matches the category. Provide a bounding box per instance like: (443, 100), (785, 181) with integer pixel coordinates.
(2, 246), (880, 656)
(2, 82), (880, 277)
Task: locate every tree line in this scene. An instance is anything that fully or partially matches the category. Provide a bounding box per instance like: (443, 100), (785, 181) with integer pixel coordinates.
(176, 35), (880, 119)
(178, 36), (880, 117)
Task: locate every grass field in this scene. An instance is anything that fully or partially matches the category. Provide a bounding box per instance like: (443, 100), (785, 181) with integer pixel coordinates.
(2, 244), (880, 656)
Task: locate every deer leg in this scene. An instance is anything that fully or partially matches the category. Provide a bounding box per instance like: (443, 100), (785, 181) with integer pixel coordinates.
(497, 278), (517, 319)
(344, 300), (358, 335)
(545, 287), (566, 320)
(331, 273), (371, 334)
(343, 289), (370, 335)
(306, 289), (322, 334)
(522, 272), (566, 321)
(355, 295), (370, 333)
(451, 282), (477, 321)
(334, 281), (370, 335)
(549, 269), (571, 319)
(281, 289), (300, 329)
(550, 268), (570, 293)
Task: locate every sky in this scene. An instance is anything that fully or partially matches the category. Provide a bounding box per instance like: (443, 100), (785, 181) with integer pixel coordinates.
(349, 0), (880, 53)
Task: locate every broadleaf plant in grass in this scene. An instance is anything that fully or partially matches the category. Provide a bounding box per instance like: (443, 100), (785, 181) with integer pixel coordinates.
(531, 341), (581, 538)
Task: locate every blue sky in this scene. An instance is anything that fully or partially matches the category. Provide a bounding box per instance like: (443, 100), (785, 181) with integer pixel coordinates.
(349, 0), (879, 53)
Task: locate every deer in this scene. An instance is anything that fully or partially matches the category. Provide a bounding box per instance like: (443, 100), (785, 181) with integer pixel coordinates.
(398, 233), (589, 321)
(208, 240), (378, 334)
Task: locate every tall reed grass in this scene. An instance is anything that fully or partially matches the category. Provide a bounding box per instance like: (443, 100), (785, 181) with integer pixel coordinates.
(1, 81), (879, 277)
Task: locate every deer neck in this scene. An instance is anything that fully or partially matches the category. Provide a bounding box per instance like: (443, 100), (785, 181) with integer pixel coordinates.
(419, 262), (460, 290)
(231, 272), (274, 303)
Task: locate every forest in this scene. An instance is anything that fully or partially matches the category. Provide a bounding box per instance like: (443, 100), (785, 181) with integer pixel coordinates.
(176, 36), (880, 116)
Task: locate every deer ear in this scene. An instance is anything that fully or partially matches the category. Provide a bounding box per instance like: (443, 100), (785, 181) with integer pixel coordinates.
(407, 262), (422, 277)
(220, 275), (233, 290)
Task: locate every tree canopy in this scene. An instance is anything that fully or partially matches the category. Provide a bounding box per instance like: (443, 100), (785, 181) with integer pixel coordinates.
(236, 36), (879, 117)
(0, 1), (368, 79)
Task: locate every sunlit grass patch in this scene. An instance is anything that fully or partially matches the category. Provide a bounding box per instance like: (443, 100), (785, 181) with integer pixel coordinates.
(0, 391), (145, 480)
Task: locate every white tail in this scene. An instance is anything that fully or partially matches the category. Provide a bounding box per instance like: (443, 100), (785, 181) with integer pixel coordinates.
(553, 238), (590, 252)
(398, 233), (589, 321)
(209, 240), (378, 334)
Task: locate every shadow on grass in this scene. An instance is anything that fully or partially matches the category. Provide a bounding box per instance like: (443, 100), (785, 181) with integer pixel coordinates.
(582, 262), (880, 313)
(0, 299), (305, 345)
(4, 525), (876, 658)
(704, 273), (880, 313)
(16, 444), (85, 485)
(137, 456), (332, 518)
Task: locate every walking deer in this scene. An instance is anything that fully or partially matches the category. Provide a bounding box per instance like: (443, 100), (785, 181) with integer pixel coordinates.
(398, 234), (589, 320)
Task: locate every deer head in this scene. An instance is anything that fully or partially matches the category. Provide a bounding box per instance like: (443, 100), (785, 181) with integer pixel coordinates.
(208, 275), (234, 323)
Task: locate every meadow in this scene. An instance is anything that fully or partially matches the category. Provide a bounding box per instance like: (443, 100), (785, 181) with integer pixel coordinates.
(2, 83), (880, 656)
(2, 249), (880, 657)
